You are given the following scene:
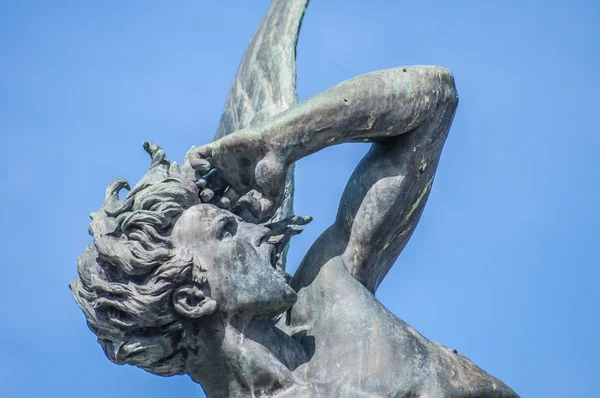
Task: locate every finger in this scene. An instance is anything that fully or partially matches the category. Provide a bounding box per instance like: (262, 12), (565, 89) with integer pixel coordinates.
(231, 194), (267, 223)
(200, 188), (215, 202)
(195, 178), (207, 189)
(266, 224), (304, 246)
(290, 215), (313, 226)
(235, 194), (262, 216)
(191, 144), (213, 158)
(264, 215), (312, 234)
(189, 154), (211, 174)
(223, 186), (241, 203)
(217, 197), (231, 210)
(258, 197), (274, 219)
(287, 224), (304, 234)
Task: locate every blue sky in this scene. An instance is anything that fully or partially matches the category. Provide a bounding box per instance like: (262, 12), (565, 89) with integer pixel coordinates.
(1, 0), (598, 397)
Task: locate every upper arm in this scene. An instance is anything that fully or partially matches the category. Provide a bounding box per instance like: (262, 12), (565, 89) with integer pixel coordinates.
(293, 84), (458, 293)
(339, 85), (458, 292)
(291, 67), (458, 293)
(337, 134), (437, 293)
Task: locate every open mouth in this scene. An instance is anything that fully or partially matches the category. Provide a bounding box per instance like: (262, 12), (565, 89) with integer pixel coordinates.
(265, 238), (293, 284)
(257, 230), (284, 270)
(269, 244), (279, 270)
(268, 242), (290, 279)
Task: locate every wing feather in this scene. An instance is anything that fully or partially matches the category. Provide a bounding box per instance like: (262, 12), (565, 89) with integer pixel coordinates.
(214, 0), (309, 270)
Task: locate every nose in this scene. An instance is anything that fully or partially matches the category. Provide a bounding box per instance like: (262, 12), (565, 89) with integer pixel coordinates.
(251, 226), (271, 247)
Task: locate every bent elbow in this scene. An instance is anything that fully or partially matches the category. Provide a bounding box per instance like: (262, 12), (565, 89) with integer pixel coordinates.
(440, 67), (459, 108)
(424, 66), (459, 109)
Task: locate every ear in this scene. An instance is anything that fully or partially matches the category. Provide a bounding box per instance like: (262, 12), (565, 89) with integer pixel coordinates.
(172, 284), (217, 318)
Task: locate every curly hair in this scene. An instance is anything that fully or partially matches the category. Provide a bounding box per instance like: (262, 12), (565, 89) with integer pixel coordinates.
(70, 142), (202, 376)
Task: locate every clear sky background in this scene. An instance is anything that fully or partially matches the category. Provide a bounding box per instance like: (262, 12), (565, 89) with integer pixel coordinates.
(1, 0), (598, 397)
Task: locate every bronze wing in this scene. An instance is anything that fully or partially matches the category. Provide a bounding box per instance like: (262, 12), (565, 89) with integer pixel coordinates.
(214, 0), (309, 270)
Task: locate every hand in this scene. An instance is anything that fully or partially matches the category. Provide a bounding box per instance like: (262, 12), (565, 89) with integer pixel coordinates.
(184, 131), (288, 223)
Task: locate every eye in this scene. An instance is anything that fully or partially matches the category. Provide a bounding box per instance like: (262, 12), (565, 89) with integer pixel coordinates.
(217, 218), (237, 240)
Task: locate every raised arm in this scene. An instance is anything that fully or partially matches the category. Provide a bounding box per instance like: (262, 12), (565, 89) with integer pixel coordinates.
(187, 65), (458, 290)
(292, 95), (457, 292)
(187, 66), (457, 222)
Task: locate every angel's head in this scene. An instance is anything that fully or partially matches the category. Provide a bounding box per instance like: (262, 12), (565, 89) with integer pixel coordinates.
(70, 142), (303, 376)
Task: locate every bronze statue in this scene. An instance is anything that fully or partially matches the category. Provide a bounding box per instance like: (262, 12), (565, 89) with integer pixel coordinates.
(71, 1), (519, 396)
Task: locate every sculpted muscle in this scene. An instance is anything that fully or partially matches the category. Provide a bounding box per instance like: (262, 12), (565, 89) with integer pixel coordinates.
(71, 1), (518, 397)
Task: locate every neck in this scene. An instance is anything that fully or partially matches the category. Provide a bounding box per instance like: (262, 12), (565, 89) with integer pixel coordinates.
(185, 314), (308, 398)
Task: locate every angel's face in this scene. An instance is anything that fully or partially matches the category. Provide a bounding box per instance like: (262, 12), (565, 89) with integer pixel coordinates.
(171, 204), (297, 318)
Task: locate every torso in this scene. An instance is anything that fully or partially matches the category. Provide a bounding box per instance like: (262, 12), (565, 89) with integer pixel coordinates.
(277, 257), (516, 398)
(278, 257), (440, 397)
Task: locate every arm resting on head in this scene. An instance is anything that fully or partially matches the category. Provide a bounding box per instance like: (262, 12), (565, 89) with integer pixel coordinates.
(188, 66), (458, 290)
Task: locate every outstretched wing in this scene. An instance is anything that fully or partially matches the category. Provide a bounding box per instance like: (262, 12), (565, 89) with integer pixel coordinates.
(214, 0), (308, 139)
(214, 0), (309, 270)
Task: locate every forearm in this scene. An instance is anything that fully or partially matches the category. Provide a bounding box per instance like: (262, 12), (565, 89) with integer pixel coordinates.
(186, 65), (457, 221)
(258, 65), (457, 164)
